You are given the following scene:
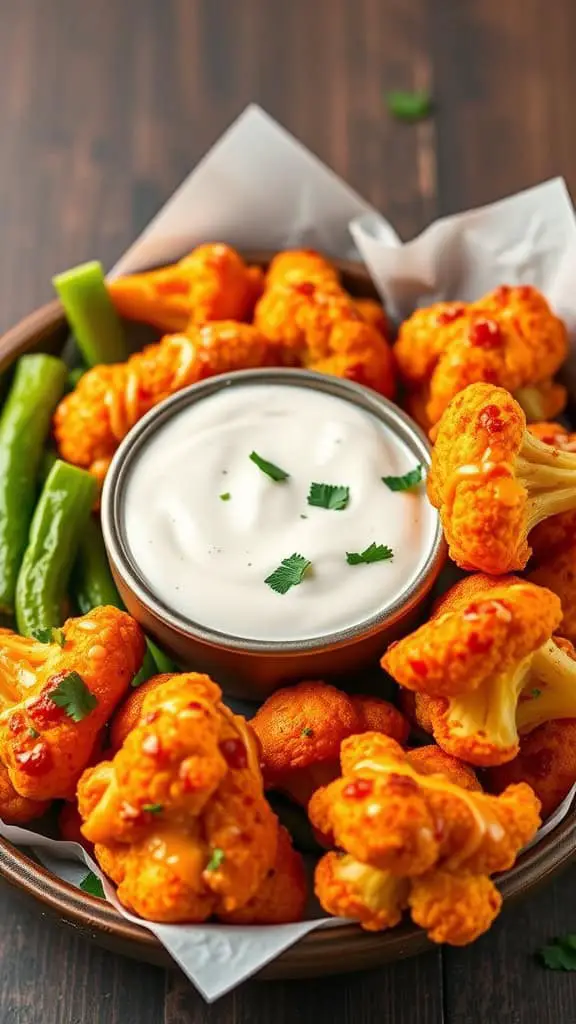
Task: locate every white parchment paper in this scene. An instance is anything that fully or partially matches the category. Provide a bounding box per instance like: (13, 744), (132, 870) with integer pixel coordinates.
(2, 106), (576, 1001)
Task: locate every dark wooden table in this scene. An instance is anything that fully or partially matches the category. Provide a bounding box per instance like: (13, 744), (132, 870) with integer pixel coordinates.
(1, 1), (576, 1021)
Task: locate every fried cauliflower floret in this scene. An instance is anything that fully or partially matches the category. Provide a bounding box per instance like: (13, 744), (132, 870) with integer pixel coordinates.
(312, 733), (539, 944)
(486, 719), (576, 819)
(382, 574), (576, 766)
(54, 321), (274, 475)
(0, 761), (49, 824)
(108, 244), (263, 331)
(109, 674), (173, 753)
(428, 383), (576, 573)
(315, 852), (410, 931)
(251, 680), (408, 806)
(406, 746), (481, 791)
(265, 249), (340, 289)
(254, 279), (396, 396)
(352, 298), (393, 342)
(396, 286), (567, 431)
(408, 869), (502, 945)
(0, 607), (144, 801)
(58, 798), (91, 848)
(78, 674), (278, 923)
(219, 825), (307, 924)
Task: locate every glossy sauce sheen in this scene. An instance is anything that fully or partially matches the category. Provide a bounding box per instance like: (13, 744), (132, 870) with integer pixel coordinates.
(122, 383), (437, 641)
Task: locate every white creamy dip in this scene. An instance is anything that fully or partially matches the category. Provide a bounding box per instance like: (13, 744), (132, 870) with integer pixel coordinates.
(122, 382), (437, 642)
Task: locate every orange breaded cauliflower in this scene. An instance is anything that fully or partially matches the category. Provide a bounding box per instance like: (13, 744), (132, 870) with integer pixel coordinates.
(219, 824), (307, 924)
(255, 251), (396, 396)
(78, 673), (278, 923)
(382, 573), (576, 766)
(311, 733), (540, 944)
(0, 762), (49, 824)
(406, 746), (481, 791)
(523, 424), (576, 645)
(109, 673), (173, 753)
(0, 607), (144, 801)
(54, 322), (274, 477)
(352, 298), (393, 342)
(108, 244), (264, 332)
(395, 285), (567, 432)
(486, 719), (576, 819)
(428, 383), (576, 573)
(251, 680), (409, 807)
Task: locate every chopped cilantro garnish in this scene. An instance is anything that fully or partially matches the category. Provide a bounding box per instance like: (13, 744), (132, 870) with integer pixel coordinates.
(346, 543), (394, 566)
(205, 848), (226, 872)
(28, 727), (39, 739)
(32, 627), (65, 647)
(219, 492), (231, 501)
(142, 803), (164, 814)
(265, 553), (312, 595)
(539, 935), (576, 970)
(301, 727), (314, 737)
(249, 451), (289, 482)
(382, 465), (423, 491)
(531, 688), (542, 699)
(49, 671), (98, 722)
(386, 90), (432, 122)
(80, 871), (105, 899)
(307, 482), (350, 511)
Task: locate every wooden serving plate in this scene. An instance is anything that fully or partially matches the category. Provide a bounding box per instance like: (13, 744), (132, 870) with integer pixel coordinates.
(0, 255), (574, 980)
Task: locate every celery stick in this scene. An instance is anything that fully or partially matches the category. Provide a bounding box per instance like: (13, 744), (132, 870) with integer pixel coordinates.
(53, 261), (127, 367)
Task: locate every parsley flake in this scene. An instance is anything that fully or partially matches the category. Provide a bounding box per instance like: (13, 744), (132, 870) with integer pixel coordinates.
(143, 803), (164, 814)
(49, 671), (98, 722)
(32, 627), (65, 647)
(386, 90), (433, 122)
(302, 727), (314, 737)
(307, 482), (350, 511)
(265, 553), (312, 595)
(28, 727), (39, 739)
(539, 935), (576, 971)
(206, 848), (226, 872)
(80, 871), (105, 899)
(249, 451), (289, 482)
(382, 465), (423, 492)
(531, 688), (542, 699)
(346, 543), (394, 566)
(219, 492), (231, 501)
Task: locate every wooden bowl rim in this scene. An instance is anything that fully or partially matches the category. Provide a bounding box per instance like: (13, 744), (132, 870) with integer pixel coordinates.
(0, 255), (575, 978)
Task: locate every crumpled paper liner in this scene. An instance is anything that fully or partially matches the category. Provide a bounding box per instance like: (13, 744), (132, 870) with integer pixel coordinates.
(2, 105), (576, 1001)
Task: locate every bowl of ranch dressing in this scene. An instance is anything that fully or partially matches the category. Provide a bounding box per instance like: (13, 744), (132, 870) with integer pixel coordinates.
(101, 368), (445, 698)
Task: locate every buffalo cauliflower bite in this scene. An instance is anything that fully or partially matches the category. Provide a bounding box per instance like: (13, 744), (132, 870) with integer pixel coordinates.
(311, 733), (539, 944)
(395, 286), (567, 431)
(108, 243), (263, 332)
(382, 574), (576, 766)
(0, 606), (144, 801)
(428, 383), (576, 573)
(251, 680), (408, 807)
(255, 257), (396, 396)
(524, 424), (576, 645)
(406, 746), (481, 792)
(0, 761), (49, 824)
(109, 673), (173, 753)
(219, 825), (307, 924)
(54, 322), (274, 477)
(78, 673), (278, 923)
(486, 719), (576, 819)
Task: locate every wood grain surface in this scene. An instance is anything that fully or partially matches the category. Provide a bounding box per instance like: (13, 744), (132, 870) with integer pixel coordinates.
(1, 1), (576, 1021)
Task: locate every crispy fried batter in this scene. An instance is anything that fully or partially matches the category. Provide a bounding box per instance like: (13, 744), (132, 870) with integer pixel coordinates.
(108, 244), (263, 332)
(396, 286), (567, 431)
(382, 574), (576, 767)
(311, 733), (538, 944)
(428, 383), (576, 573)
(0, 607), (144, 801)
(78, 674), (278, 923)
(486, 719), (576, 819)
(109, 674), (173, 753)
(219, 825), (307, 924)
(251, 680), (408, 806)
(406, 746), (481, 791)
(0, 761), (49, 824)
